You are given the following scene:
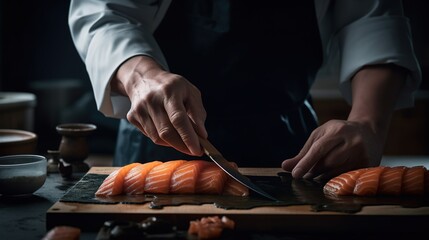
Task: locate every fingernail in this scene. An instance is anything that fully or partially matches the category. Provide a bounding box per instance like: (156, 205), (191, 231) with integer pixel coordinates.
(303, 173), (313, 179)
(292, 168), (303, 178)
(281, 159), (292, 169)
(190, 149), (199, 156)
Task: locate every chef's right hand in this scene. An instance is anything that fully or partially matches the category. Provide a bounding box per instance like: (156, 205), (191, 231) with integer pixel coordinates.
(111, 55), (208, 156)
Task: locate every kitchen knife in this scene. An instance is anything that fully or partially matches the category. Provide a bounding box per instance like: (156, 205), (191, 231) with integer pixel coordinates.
(199, 137), (279, 201)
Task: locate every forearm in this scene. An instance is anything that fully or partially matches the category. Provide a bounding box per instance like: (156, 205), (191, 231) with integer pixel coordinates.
(348, 64), (408, 141)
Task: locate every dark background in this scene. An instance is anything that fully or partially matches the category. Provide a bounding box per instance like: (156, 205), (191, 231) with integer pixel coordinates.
(0, 1), (428, 155)
(0, 0), (120, 155)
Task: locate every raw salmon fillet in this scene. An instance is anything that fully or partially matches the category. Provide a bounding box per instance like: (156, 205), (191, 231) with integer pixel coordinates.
(95, 163), (140, 196)
(221, 161), (249, 196)
(222, 177), (249, 196)
(95, 160), (249, 197)
(170, 160), (207, 194)
(353, 167), (385, 196)
(195, 163), (229, 194)
(324, 166), (429, 197)
(378, 166), (405, 196)
(401, 166), (426, 195)
(188, 216), (235, 239)
(323, 169), (363, 196)
(144, 160), (187, 194)
(123, 161), (163, 195)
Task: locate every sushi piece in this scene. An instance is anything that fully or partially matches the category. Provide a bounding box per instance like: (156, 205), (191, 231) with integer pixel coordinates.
(170, 160), (207, 194)
(221, 161), (249, 196)
(323, 169), (364, 196)
(401, 166), (426, 195)
(195, 162), (229, 194)
(378, 166), (405, 196)
(188, 216), (235, 239)
(323, 166), (429, 197)
(42, 226), (81, 240)
(95, 163), (141, 196)
(144, 160), (187, 194)
(95, 160), (249, 197)
(353, 167), (385, 196)
(123, 161), (163, 195)
(222, 177), (249, 196)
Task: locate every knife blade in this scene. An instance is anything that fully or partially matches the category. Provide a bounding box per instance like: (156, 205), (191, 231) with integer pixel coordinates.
(198, 137), (279, 201)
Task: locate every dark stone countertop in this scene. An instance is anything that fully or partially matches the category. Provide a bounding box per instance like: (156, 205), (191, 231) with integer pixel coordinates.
(0, 154), (112, 240)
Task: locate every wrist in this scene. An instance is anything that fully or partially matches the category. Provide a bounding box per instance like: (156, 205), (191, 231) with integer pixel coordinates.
(348, 64), (407, 140)
(347, 114), (390, 138)
(111, 55), (164, 96)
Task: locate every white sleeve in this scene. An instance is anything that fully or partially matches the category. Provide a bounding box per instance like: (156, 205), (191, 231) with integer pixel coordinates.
(68, 0), (171, 118)
(315, 0), (422, 109)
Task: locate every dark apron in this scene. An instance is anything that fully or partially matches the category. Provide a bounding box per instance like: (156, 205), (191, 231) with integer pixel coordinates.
(114, 0), (322, 167)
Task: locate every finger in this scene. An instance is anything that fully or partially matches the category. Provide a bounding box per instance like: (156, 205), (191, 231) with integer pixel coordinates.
(165, 100), (202, 156)
(302, 146), (350, 179)
(291, 137), (344, 178)
(281, 130), (319, 171)
(127, 111), (148, 136)
(306, 141), (351, 176)
(314, 166), (351, 182)
(281, 156), (301, 172)
(127, 110), (170, 147)
(149, 105), (192, 155)
(186, 90), (207, 139)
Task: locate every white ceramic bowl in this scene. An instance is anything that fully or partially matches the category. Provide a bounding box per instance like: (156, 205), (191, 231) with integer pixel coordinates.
(0, 155), (47, 196)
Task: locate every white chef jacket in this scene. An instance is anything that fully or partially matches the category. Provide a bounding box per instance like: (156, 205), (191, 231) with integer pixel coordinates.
(68, 0), (421, 119)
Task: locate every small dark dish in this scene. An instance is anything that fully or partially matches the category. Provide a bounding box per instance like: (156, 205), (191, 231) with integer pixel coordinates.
(0, 129), (37, 156)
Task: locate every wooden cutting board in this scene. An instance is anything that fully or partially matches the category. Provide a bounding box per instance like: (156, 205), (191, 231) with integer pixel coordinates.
(46, 167), (429, 234)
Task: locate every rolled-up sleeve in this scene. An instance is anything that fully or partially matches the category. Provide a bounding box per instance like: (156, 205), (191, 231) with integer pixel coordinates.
(315, 0), (421, 109)
(68, 0), (171, 118)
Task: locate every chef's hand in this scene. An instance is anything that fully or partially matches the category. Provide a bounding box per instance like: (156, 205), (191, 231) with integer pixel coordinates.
(282, 64), (408, 180)
(111, 55), (208, 156)
(281, 119), (383, 180)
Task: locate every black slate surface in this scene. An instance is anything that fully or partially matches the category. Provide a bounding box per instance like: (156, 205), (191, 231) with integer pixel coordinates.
(60, 172), (429, 213)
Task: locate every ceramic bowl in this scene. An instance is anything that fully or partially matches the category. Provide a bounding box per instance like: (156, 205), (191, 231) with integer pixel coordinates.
(0, 154), (47, 196)
(0, 129), (37, 156)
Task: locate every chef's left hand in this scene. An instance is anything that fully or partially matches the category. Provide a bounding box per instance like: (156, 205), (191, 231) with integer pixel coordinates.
(281, 119), (383, 180)
(282, 63), (408, 180)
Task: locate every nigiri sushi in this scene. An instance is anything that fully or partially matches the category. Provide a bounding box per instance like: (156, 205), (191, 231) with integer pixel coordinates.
(323, 166), (429, 197)
(95, 160), (249, 197)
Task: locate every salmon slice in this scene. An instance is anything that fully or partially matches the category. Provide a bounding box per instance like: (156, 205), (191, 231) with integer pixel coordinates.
(222, 177), (249, 196)
(401, 166), (426, 195)
(324, 166), (429, 197)
(123, 161), (163, 195)
(378, 166), (405, 196)
(196, 163), (228, 194)
(353, 167), (385, 196)
(95, 163), (141, 196)
(95, 160), (251, 197)
(144, 160), (187, 194)
(42, 226), (81, 240)
(188, 216), (235, 240)
(170, 160), (207, 194)
(323, 169), (364, 196)
(221, 161), (249, 196)
(95, 169), (119, 196)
